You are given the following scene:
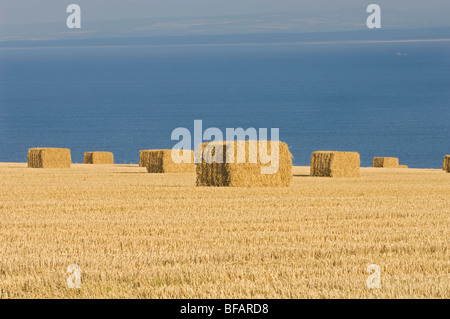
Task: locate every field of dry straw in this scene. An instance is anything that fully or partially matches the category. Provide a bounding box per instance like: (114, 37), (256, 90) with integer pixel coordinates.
(0, 163), (448, 298)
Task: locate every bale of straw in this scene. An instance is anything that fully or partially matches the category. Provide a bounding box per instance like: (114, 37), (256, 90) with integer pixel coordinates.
(84, 152), (114, 164)
(196, 140), (292, 187)
(443, 155), (450, 171)
(373, 157), (399, 168)
(139, 150), (151, 167)
(399, 165), (408, 169)
(27, 148), (71, 168)
(311, 151), (360, 177)
(144, 149), (195, 173)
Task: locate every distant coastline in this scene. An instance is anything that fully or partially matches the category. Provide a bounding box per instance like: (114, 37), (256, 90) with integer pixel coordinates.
(1, 37), (450, 51)
(1, 26), (450, 49)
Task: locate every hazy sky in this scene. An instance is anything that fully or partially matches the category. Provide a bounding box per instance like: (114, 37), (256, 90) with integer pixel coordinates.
(1, 0), (449, 25)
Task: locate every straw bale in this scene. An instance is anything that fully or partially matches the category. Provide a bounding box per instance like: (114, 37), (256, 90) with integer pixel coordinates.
(84, 152), (114, 164)
(144, 149), (195, 173)
(196, 140), (292, 187)
(311, 151), (360, 177)
(27, 148), (71, 168)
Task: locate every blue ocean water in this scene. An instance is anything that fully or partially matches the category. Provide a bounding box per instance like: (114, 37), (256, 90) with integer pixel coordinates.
(0, 41), (449, 167)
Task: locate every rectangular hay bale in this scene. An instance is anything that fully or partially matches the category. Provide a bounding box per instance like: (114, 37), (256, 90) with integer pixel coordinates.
(311, 151), (360, 177)
(373, 157), (399, 168)
(139, 150), (151, 167)
(84, 151), (114, 164)
(443, 155), (450, 171)
(27, 148), (71, 168)
(144, 149), (195, 173)
(196, 140), (292, 187)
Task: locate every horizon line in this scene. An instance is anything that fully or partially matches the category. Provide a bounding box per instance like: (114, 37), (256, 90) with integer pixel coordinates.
(1, 38), (450, 51)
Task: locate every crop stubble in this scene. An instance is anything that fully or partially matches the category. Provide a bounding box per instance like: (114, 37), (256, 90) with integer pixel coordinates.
(0, 163), (448, 298)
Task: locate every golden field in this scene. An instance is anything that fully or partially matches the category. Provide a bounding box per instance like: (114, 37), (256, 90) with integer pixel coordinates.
(0, 162), (448, 298)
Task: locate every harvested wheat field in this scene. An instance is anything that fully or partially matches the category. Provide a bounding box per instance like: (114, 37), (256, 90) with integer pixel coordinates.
(0, 163), (448, 299)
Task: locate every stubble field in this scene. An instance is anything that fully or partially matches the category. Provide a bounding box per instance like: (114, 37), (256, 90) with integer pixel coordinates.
(0, 163), (448, 298)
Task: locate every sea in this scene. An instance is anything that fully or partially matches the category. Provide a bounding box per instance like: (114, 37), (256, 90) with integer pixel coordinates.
(0, 39), (449, 168)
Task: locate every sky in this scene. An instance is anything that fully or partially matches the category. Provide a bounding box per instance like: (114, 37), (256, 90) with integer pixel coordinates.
(1, 0), (449, 25)
(0, 0), (449, 41)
